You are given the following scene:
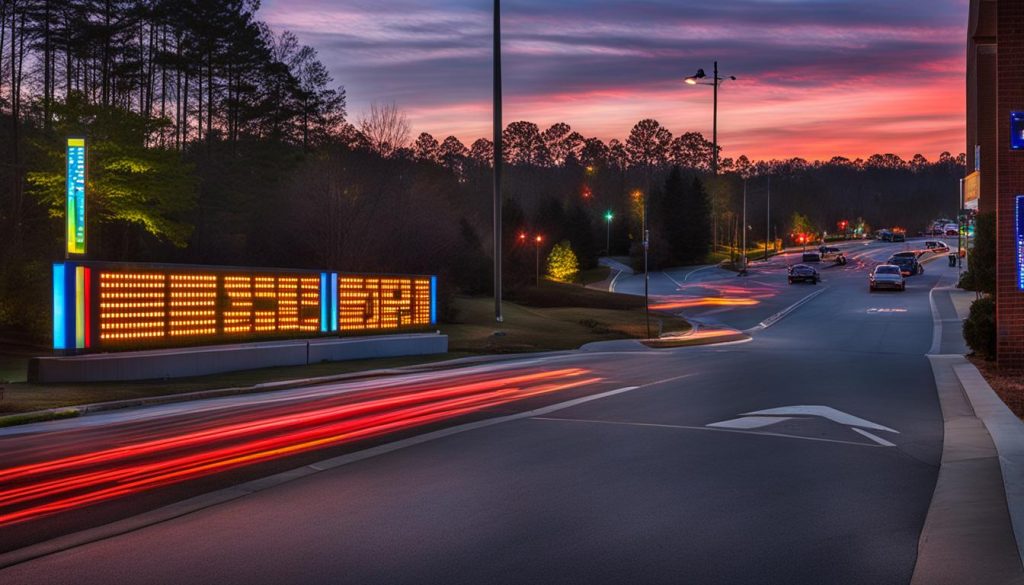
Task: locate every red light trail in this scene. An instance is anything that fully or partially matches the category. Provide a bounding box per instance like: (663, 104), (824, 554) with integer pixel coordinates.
(0, 368), (601, 527)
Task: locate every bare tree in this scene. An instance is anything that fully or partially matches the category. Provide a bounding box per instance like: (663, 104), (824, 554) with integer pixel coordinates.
(358, 101), (410, 158)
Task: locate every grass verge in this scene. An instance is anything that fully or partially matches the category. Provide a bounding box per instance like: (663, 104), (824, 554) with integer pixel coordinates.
(0, 279), (689, 421)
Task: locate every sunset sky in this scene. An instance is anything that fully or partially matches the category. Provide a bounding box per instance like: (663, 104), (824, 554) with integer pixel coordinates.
(261, 0), (968, 162)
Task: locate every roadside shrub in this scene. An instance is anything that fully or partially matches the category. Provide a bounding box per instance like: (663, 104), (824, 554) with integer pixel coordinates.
(547, 240), (579, 282)
(963, 296), (996, 359)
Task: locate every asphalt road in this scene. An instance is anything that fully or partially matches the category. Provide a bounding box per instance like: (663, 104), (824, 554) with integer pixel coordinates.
(0, 238), (964, 584)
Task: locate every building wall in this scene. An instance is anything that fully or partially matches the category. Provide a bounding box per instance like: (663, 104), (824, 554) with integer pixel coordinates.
(968, 0), (997, 214)
(996, 0), (1024, 369)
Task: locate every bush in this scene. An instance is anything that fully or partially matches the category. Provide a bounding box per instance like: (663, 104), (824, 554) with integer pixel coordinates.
(546, 240), (579, 282)
(963, 296), (996, 359)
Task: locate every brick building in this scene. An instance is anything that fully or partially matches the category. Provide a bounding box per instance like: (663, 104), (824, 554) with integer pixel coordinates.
(970, 0), (1024, 368)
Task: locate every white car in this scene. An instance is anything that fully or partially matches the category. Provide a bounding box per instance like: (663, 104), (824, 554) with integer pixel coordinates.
(924, 240), (950, 254)
(869, 264), (906, 291)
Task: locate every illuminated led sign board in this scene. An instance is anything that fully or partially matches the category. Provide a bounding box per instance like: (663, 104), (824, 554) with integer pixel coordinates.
(1018, 196), (1024, 291)
(66, 138), (86, 255)
(53, 261), (437, 351)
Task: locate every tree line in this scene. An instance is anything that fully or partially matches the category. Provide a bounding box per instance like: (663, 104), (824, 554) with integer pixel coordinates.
(0, 1), (966, 343)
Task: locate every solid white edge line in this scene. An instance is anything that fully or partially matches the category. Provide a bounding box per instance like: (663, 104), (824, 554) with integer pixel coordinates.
(746, 286), (829, 333)
(850, 427), (896, 447)
(608, 269), (622, 293)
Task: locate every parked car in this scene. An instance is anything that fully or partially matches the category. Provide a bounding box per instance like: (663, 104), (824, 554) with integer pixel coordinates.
(891, 231), (906, 242)
(869, 264), (906, 291)
(801, 251), (822, 263)
(888, 254), (922, 276)
(788, 264), (820, 284)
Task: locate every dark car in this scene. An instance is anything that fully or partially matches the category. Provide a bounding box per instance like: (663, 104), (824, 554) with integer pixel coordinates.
(888, 254), (922, 276)
(788, 263), (820, 284)
(891, 232), (906, 242)
(801, 252), (822, 263)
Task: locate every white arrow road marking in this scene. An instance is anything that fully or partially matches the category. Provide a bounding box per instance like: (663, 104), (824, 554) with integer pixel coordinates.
(741, 405), (898, 434)
(851, 427), (896, 447)
(706, 416), (791, 430)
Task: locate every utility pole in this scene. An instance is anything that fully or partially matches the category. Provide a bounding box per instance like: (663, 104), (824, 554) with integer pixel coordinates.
(712, 60), (719, 175)
(492, 0), (503, 323)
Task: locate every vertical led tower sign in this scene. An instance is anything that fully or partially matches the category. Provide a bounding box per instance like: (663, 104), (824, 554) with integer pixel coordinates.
(1017, 196), (1024, 291)
(66, 137), (86, 255)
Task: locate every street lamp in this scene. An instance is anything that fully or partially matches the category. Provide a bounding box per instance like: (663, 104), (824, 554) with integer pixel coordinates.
(604, 210), (613, 256)
(684, 62), (736, 175)
(632, 189), (651, 338)
(493, 0), (503, 323)
(534, 234), (543, 286)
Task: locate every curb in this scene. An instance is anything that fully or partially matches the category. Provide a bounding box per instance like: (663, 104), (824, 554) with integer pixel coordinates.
(0, 353), (533, 428)
(954, 361), (1024, 567)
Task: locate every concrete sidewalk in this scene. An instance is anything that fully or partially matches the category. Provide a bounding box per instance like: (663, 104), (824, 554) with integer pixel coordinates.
(914, 284), (1024, 584)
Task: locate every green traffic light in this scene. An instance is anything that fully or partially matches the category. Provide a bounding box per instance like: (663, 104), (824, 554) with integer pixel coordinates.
(605, 211), (613, 221)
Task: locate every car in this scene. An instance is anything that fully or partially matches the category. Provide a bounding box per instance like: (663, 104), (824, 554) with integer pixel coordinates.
(891, 231), (906, 242)
(944, 223), (959, 236)
(878, 230), (893, 241)
(887, 254), (923, 276)
(801, 252), (822, 263)
(818, 246), (842, 260)
(788, 263), (820, 284)
(924, 240), (950, 253)
(870, 264), (906, 291)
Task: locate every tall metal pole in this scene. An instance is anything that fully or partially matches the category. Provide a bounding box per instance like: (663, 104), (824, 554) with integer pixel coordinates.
(492, 0), (503, 323)
(606, 217), (611, 255)
(741, 179), (747, 272)
(958, 177), (964, 273)
(712, 61), (719, 175)
(643, 192), (650, 338)
(764, 175), (770, 260)
(535, 240), (540, 286)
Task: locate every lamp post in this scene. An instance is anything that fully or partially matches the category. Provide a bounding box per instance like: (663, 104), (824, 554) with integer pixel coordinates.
(492, 0), (503, 323)
(764, 175), (771, 261)
(604, 210), (613, 255)
(534, 234), (543, 286)
(685, 62), (736, 175)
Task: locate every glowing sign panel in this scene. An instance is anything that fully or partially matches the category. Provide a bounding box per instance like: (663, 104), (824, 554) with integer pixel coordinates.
(53, 262), (437, 351)
(66, 138), (86, 255)
(1018, 196), (1024, 291)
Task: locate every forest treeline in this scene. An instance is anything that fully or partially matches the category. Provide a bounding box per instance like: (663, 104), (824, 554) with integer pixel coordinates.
(0, 0), (965, 341)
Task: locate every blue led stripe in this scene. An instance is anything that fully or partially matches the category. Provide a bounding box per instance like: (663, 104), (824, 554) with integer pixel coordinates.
(53, 264), (67, 349)
(320, 273), (328, 332)
(330, 273), (338, 331)
(1017, 196), (1024, 291)
(430, 276), (438, 324)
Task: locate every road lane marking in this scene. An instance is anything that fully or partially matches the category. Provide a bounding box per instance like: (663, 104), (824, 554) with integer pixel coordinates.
(531, 416), (891, 448)
(706, 416), (790, 430)
(741, 405), (899, 433)
(851, 427), (896, 447)
(0, 375), (690, 568)
(744, 286), (830, 333)
(608, 269), (623, 293)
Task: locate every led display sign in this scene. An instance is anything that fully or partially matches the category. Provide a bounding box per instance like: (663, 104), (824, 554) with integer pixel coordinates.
(1013, 113), (1024, 151)
(1018, 196), (1024, 291)
(53, 261), (437, 351)
(66, 138), (86, 255)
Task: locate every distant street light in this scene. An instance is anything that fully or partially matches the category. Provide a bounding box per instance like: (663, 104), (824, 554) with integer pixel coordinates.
(534, 234), (543, 286)
(684, 62), (736, 175)
(604, 210), (613, 256)
(632, 189), (651, 338)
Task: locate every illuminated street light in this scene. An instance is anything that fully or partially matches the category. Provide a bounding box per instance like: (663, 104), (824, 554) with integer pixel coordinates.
(604, 211), (613, 256)
(684, 62), (736, 175)
(534, 234), (543, 286)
